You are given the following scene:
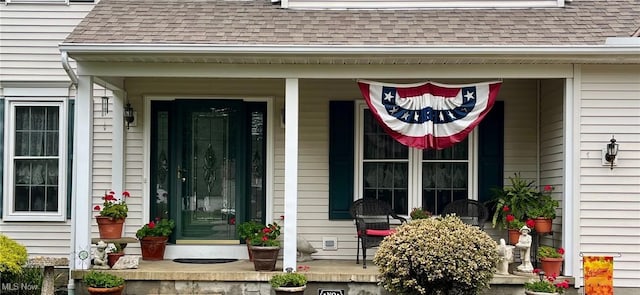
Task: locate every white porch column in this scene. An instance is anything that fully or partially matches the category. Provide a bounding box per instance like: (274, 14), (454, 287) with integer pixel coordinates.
(283, 78), (299, 271)
(72, 75), (94, 269)
(112, 91), (125, 230)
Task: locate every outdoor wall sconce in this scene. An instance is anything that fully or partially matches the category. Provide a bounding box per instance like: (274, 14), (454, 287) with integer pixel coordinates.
(604, 136), (618, 170)
(124, 103), (135, 129)
(101, 96), (109, 117)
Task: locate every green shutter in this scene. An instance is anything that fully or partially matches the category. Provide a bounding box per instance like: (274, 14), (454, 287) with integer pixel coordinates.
(329, 101), (354, 220)
(478, 101), (504, 204)
(67, 100), (74, 219)
(0, 99), (4, 217)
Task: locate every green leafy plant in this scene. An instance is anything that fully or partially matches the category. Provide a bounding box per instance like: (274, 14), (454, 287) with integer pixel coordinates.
(538, 246), (565, 259)
(237, 220), (264, 241)
(136, 217), (175, 239)
(269, 268), (307, 288)
(0, 267), (43, 294)
(249, 221), (281, 247)
(489, 173), (539, 229)
(525, 270), (570, 294)
(93, 190), (130, 220)
(0, 234), (28, 275)
(528, 185), (560, 219)
(409, 207), (432, 220)
(374, 215), (499, 295)
(83, 270), (125, 288)
(505, 214), (535, 230)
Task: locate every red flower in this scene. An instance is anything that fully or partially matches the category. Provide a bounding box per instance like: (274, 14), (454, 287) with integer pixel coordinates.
(229, 217), (236, 225)
(104, 194), (116, 201)
(533, 268), (540, 274)
(558, 247), (565, 255)
(263, 227), (272, 234)
(262, 236), (268, 241)
(148, 221), (156, 229)
(122, 191), (131, 198)
(526, 219), (535, 228)
(94, 205), (101, 211)
(502, 205), (510, 212)
(506, 214), (515, 222)
(544, 185), (553, 192)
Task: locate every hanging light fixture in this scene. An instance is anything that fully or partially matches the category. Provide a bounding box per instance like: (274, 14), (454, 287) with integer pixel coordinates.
(124, 103), (135, 129)
(604, 136), (619, 170)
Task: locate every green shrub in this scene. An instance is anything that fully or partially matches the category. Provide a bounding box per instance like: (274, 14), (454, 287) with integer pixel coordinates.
(0, 267), (43, 295)
(374, 215), (499, 295)
(237, 220), (264, 240)
(82, 271), (125, 288)
(0, 234), (28, 275)
(269, 272), (307, 288)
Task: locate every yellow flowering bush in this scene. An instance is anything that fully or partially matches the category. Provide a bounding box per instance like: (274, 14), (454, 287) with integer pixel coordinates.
(0, 234), (28, 274)
(373, 215), (499, 295)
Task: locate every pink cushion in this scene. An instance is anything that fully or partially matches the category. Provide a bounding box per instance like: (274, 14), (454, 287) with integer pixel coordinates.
(365, 229), (396, 236)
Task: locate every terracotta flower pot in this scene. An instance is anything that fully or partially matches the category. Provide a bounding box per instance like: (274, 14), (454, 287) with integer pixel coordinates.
(246, 239), (254, 261)
(87, 285), (125, 295)
(96, 217), (125, 239)
(539, 257), (563, 276)
(107, 252), (124, 268)
(525, 291), (559, 295)
(251, 246), (280, 271)
(508, 229), (520, 245)
(139, 236), (168, 260)
(534, 218), (553, 234)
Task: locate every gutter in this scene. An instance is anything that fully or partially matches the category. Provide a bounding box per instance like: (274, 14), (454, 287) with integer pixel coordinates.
(61, 51), (78, 87)
(58, 43), (640, 56)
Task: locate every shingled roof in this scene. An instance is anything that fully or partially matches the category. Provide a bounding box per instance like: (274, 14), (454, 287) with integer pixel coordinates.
(64, 0), (639, 46)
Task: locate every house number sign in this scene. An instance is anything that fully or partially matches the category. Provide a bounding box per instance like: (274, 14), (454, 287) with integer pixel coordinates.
(318, 289), (344, 295)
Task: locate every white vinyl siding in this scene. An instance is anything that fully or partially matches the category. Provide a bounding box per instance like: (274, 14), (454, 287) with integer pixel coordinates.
(0, 2), (94, 82)
(539, 79), (565, 247)
(579, 65), (640, 288)
(283, 0), (563, 9)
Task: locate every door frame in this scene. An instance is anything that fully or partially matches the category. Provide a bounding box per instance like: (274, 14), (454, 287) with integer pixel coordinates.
(143, 95), (275, 257)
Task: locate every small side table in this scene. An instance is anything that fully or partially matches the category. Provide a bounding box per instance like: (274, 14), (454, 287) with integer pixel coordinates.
(28, 256), (69, 295)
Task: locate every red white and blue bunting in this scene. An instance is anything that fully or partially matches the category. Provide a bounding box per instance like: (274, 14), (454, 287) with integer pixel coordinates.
(358, 80), (502, 150)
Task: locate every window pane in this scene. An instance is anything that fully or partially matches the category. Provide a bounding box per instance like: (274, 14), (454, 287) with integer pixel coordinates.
(15, 131), (29, 156)
(422, 155), (468, 215)
(30, 131), (44, 156)
(31, 107), (46, 130)
(14, 186), (30, 211)
(154, 111), (170, 220)
(31, 186), (46, 211)
(47, 186), (59, 212)
(363, 111), (407, 159)
(13, 158), (59, 212)
(46, 107), (59, 130)
(46, 131), (59, 156)
(15, 107), (30, 130)
(423, 138), (468, 160)
(363, 162), (408, 215)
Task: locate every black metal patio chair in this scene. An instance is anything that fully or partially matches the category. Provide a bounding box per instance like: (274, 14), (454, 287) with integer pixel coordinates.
(350, 198), (407, 268)
(441, 199), (489, 230)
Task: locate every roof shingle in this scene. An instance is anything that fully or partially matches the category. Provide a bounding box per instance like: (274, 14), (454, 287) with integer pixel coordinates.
(64, 0), (640, 46)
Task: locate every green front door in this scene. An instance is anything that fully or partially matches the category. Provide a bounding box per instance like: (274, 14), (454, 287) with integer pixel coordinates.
(150, 100), (266, 243)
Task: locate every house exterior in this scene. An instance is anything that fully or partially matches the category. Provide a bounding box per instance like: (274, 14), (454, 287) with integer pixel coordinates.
(1, 0), (639, 293)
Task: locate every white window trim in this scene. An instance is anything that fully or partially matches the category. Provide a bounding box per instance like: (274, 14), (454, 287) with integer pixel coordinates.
(3, 99), (68, 221)
(354, 100), (477, 217)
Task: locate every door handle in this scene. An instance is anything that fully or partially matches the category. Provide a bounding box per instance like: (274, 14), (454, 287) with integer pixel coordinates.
(177, 166), (187, 182)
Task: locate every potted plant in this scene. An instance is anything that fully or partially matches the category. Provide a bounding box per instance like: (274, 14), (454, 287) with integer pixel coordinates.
(409, 207), (432, 220)
(106, 243), (124, 268)
(94, 190), (130, 239)
(249, 221), (281, 271)
(538, 246), (564, 276)
(527, 185), (559, 234)
(237, 220), (264, 261)
(83, 270), (125, 295)
(489, 173), (538, 230)
(524, 269), (570, 295)
(269, 267), (307, 295)
(505, 214), (535, 245)
(136, 217), (175, 260)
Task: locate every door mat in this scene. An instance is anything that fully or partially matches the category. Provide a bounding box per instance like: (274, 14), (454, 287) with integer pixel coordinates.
(172, 258), (238, 264)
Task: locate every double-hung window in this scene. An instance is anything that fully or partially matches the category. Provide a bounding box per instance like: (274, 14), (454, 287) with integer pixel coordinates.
(3, 100), (67, 221)
(356, 102), (472, 216)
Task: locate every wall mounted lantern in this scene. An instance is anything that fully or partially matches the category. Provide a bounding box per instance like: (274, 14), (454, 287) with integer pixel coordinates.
(604, 136), (618, 170)
(101, 96), (109, 117)
(124, 103), (135, 129)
